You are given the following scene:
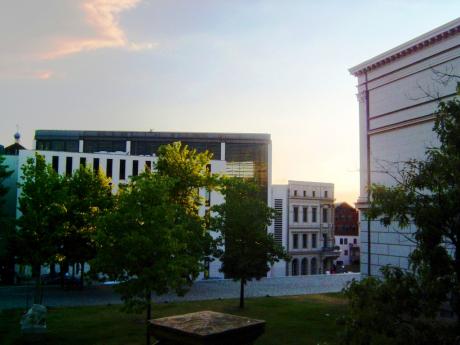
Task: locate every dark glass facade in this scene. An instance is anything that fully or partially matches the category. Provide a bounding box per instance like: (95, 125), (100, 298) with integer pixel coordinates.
(36, 140), (78, 152)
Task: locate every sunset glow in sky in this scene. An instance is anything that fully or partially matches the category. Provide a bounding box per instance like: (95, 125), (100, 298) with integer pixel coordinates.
(1, 0), (459, 204)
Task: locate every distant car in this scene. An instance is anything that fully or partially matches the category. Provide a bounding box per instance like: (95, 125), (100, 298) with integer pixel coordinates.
(336, 265), (347, 274)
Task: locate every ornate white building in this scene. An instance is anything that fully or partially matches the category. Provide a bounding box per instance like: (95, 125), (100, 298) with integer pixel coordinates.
(270, 181), (339, 277)
(349, 18), (460, 275)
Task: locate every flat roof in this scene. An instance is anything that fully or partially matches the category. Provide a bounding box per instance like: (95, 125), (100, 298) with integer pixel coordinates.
(35, 129), (271, 144)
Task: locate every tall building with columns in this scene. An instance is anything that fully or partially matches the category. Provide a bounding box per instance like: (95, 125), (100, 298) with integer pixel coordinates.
(270, 181), (339, 277)
(349, 18), (460, 276)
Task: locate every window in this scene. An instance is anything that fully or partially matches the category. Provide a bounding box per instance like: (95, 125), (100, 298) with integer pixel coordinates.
(119, 159), (126, 180)
(312, 191), (316, 197)
(324, 190), (328, 198)
(311, 257), (317, 274)
(293, 234), (299, 249)
(52, 156), (59, 172)
(93, 158), (100, 173)
(323, 208), (328, 223)
(293, 206), (299, 222)
(323, 234), (328, 247)
(65, 157), (72, 176)
(312, 207), (317, 222)
(106, 159), (113, 178)
(340, 238), (344, 245)
(80, 157), (86, 167)
(344, 250), (349, 256)
(344, 238), (348, 245)
(301, 258), (308, 275)
(302, 207), (308, 222)
(274, 199), (283, 245)
(205, 189), (211, 207)
(303, 190), (306, 197)
(291, 259), (299, 276)
(145, 161), (152, 171)
(353, 238), (357, 244)
(132, 160), (139, 176)
(294, 190), (297, 196)
(302, 234), (307, 248)
(312, 234), (317, 248)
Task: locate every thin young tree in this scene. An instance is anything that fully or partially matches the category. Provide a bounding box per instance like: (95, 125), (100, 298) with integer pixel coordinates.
(213, 177), (289, 308)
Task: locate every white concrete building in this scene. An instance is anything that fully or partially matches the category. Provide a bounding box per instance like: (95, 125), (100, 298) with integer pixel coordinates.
(349, 18), (460, 275)
(270, 181), (339, 277)
(3, 130), (272, 281)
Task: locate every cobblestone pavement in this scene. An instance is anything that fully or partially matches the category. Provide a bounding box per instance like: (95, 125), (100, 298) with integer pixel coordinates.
(0, 273), (360, 310)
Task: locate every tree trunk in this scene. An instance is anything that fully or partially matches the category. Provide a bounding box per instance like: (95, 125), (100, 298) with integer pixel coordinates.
(33, 264), (42, 304)
(146, 290), (152, 345)
(239, 279), (245, 309)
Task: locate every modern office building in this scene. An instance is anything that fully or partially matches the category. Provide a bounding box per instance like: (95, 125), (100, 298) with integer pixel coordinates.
(349, 18), (460, 275)
(334, 202), (359, 266)
(5, 129), (272, 280)
(270, 181), (339, 277)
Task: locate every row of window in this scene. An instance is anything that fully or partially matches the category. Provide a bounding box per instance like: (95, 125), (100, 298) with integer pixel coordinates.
(293, 206), (329, 223)
(338, 238), (358, 245)
(51, 155), (151, 180)
(293, 190), (329, 198)
(291, 257), (318, 275)
(292, 233), (318, 249)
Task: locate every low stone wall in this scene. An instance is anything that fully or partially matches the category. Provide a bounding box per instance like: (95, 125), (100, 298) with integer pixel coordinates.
(155, 273), (361, 303)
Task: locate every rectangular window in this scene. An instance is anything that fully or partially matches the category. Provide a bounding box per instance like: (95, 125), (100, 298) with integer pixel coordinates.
(65, 157), (72, 176)
(344, 238), (348, 245)
(119, 159), (126, 180)
(80, 157), (86, 167)
(294, 190), (297, 196)
(324, 190), (328, 198)
(52, 156), (59, 172)
(106, 159), (113, 178)
(312, 207), (317, 223)
(303, 207), (308, 222)
(303, 190), (306, 197)
(302, 234), (307, 248)
(145, 160), (152, 171)
(293, 206), (299, 222)
(353, 238), (357, 244)
(93, 158), (99, 173)
(293, 234), (298, 249)
(323, 208), (328, 223)
(344, 250), (349, 256)
(205, 189), (211, 207)
(312, 234), (317, 248)
(312, 191), (316, 197)
(132, 160), (139, 176)
(340, 238), (344, 245)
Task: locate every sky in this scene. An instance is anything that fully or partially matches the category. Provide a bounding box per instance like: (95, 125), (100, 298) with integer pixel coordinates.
(1, 0), (459, 204)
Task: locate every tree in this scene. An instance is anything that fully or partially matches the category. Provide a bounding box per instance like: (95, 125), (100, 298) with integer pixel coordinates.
(17, 153), (66, 303)
(61, 166), (113, 288)
(93, 142), (214, 345)
(367, 84), (460, 325)
(0, 154), (14, 284)
(212, 177), (289, 308)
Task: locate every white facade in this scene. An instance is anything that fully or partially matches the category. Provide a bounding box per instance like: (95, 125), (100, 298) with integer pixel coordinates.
(269, 180), (339, 277)
(334, 236), (359, 265)
(349, 18), (460, 275)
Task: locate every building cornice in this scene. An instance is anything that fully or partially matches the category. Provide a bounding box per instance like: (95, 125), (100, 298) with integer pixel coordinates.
(349, 17), (460, 76)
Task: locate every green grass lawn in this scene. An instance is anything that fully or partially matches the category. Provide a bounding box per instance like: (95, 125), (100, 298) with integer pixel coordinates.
(1, 294), (348, 345)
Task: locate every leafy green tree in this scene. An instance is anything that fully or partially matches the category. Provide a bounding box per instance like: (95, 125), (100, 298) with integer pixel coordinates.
(340, 85), (460, 344)
(212, 177), (289, 308)
(17, 153), (66, 303)
(0, 154), (14, 284)
(93, 142), (214, 345)
(61, 166), (113, 287)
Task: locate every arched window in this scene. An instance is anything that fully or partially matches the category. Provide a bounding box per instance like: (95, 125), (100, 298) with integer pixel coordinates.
(311, 258), (317, 275)
(301, 258), (308, 275)
(291, 259), (299, 276)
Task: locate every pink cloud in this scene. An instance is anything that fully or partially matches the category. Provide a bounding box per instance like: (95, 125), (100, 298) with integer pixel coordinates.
(42, 0), (153, 59)
(34, 70), (54, 80)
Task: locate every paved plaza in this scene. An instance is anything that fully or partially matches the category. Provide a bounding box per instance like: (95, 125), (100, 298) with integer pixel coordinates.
(0, 273), (360, 310)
